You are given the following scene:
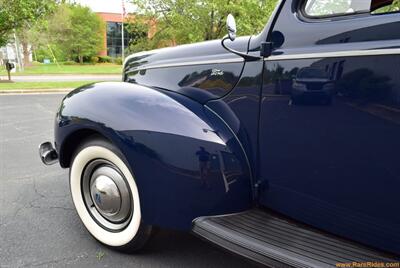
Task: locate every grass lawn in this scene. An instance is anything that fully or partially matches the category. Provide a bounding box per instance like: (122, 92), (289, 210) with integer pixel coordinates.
(0, 81), (98, 90)
(0, 63), (122, 76)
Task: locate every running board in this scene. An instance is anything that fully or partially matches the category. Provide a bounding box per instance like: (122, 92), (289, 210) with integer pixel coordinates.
(192, 209), (399, 267)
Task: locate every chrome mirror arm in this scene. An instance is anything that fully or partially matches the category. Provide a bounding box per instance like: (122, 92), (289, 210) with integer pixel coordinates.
(221, 36), (262, 61)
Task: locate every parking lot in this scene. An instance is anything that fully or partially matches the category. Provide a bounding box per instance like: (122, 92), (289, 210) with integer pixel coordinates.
(0, 93), (256, 267)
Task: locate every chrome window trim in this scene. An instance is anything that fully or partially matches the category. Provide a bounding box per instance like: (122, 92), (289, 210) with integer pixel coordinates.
(265, 48), (400, 61)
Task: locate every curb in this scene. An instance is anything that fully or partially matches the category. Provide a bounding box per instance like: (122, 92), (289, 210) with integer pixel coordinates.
(0, 88), (74, 94)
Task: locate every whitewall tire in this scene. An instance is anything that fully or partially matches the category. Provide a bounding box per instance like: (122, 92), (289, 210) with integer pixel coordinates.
(70, 137), (152, 252)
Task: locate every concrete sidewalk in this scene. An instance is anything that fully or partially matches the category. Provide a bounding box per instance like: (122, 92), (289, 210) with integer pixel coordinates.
(0, 74), (121, 82)
(0, 88), (73, 94)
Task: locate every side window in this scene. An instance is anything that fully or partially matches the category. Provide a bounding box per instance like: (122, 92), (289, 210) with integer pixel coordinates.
(303, 0), (400, 18)
(372, 0), (400, 14)
(304, 0), (372, 17)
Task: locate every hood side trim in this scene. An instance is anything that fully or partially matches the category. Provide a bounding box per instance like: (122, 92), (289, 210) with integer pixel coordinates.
(126, 58), (245, 74)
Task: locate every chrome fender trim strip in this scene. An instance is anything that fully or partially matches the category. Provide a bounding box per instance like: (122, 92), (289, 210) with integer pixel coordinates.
(265, 48), (400, 61)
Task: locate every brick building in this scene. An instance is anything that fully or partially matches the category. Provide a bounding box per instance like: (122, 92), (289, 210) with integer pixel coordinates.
(96, 12), (156, 58)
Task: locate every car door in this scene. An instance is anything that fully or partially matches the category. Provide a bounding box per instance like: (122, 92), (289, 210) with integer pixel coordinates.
(259, 0), (400, 254)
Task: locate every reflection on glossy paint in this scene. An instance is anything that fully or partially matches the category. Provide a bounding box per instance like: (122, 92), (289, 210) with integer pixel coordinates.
(207, 61), (264, 181)
(178, 69), (236, 94)
(260, 0), (400, 254)
(123, 37), (249, 103)
(291, 67), (335, 105)
(125, 63), (244, 101)
(61, 82), (225, 145)
(261, 44), (400, 256)
(263, 56), (400, 113)
(56, 81), (253, 230)
(196, 146), (211, 188)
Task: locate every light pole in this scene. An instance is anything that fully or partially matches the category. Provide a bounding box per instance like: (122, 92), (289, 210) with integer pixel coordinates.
(13, 32), (23, 72)
(121, 0), (126, 61)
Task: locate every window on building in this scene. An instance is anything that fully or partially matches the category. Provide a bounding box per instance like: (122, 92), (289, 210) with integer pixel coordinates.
(106, 22), (131, 58)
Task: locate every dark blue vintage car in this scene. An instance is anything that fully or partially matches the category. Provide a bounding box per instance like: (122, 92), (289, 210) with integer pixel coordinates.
(40, 0), (400, 266)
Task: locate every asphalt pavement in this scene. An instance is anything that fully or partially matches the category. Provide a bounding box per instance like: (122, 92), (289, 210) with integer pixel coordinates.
(0, 75), (121, 82)
(0, 93), (256, 268)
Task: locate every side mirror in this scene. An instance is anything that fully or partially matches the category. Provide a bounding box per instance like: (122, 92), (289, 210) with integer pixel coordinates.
(226, 14), (237, 41)
(221, 14), (261, 61)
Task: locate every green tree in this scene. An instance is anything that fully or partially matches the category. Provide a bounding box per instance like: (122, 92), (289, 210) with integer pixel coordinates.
(46, 4), (74, 62)
(130, 0), (278, 52)
(0, 0), (55, 47)
(16, 12), (55, 65)
(373, 0), (400, 13)
(41, 4), (104, 64)
(125, 16), (152, 53)
(68, 5), (105, 64)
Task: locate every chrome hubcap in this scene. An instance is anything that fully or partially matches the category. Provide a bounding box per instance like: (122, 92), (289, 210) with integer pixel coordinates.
(82, 160), (132, 231)
(90, 175), (121, 218)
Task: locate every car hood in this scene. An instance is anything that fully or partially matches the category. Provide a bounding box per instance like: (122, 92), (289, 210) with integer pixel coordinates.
(123, 36), (250, 75)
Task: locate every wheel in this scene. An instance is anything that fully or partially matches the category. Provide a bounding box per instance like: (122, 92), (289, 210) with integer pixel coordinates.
(70, 136), (152, 252)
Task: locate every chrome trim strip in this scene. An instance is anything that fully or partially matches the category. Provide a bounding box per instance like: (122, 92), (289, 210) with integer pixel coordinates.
(126, 47), (400, 72)
(126, 58), (244, 73)
(266, 48), (400, 61)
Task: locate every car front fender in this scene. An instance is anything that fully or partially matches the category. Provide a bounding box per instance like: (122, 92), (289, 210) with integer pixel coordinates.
(55, 82), (252, 230)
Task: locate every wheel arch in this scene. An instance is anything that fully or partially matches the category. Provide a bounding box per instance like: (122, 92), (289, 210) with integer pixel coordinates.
(58, 128), (109, 168)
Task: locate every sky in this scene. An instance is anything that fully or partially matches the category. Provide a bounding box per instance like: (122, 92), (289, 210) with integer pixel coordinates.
(72, 0), (137, 14)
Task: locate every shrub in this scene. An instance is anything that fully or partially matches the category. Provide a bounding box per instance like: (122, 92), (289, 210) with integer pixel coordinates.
(63, 60), (77, 65)
(80, 56), (92, 63)
(98, 56), (112, 63)
(91, 56), (99, 64)
(114, 57), (123, 65)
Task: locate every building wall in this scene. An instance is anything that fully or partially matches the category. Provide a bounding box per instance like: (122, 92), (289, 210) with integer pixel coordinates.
(97, 13), (123, 56)
(0, 43), (32, 71)
(96, 12), (157, 58)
